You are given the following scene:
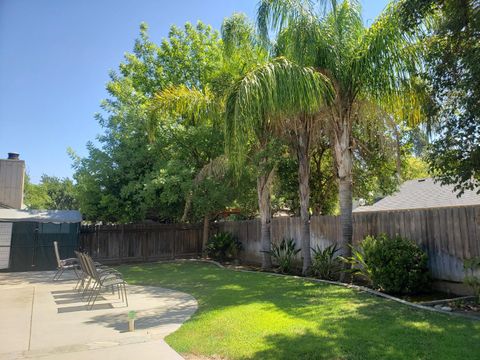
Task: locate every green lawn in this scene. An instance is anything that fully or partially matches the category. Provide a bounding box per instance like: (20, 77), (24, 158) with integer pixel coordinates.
(118, 261), (480, 360)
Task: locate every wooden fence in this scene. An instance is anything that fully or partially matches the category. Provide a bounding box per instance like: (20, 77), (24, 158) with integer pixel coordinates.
(80, 205), (480, 282)
(80, 223), (203, 264)
(217, 205), (480, 282)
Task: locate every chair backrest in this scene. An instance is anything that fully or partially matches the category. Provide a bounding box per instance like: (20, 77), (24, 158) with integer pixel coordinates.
(53, 241), (62, 268)
(83, 254), (100, 281)
(75, 251), (88, 276)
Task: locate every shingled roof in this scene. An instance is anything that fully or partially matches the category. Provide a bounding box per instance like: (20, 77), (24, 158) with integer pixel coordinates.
(354, 178), (480, 213)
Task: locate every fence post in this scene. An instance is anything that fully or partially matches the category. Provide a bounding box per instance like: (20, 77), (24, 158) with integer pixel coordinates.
(120, 224), (124, 264)
(95, 225), (99, 259)
(173, 228), (177, 260)
(144, 228), (148, 262)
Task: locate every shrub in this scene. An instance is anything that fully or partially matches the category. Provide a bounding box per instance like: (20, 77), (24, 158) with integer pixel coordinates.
(311, 244), (342, 280)
(205, 232), (242, 262)
(345, 234), (430, 294)
(270, 238), (300, 274)
(464, 257), (480, 303)
(342, 244), (373, 283)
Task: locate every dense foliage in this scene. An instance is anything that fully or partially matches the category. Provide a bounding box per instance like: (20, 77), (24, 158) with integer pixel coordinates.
(24, 175), (78, 210)
(70, 22), (256, 223)
(355, 234), (430, 294)
(205, 232), (242, 262)
(424, 0), (480, 195)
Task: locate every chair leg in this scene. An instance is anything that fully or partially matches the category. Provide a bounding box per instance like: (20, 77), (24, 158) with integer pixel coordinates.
(117, 284), (123, 302)
(123, 283), (128, 307)
(86, 281), (99, 304)
(74, 273), (85, 290)
(87, 282), (99, 306)
(73, 267), (81, 279)
(81, 278), (92, 299)
(84, 279), (97, 302)
(89, 287), (101, 310)
(77, 276), (85, 292)
(53, 268), (64, 281)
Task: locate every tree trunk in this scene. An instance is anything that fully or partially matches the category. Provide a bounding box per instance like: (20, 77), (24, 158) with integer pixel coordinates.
(394, 124), (402, 181)
(202, 214), (209, 255)
(296, 122), (311, 275)
(333, 115), (353, 260)
(257, 167), (273, 270)
(338, 176), (353, 257)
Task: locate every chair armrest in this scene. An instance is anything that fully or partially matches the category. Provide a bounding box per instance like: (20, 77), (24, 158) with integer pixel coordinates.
(98, 269), (123, 279)
(60, 258), (79, 266)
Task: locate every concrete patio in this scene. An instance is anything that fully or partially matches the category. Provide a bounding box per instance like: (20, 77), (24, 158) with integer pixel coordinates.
(0, 270), (197, 359)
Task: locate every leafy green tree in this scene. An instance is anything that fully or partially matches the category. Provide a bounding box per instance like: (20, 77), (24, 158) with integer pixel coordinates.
(24, 174), (78, 210)
(72, 22), (232, 222)
(39, 175), (78, 210)
(24, 174), (50, 210)
(423, 0), (480, 194)
(222, 14), (279, 269)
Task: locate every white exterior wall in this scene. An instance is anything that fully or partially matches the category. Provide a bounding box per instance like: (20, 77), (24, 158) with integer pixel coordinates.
(0, 159), (25, 209)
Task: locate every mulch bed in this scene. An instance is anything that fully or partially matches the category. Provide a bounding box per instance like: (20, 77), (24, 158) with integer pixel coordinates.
(445, 298), (480, 316)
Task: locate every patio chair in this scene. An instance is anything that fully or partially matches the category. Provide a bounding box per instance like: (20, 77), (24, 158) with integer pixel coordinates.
(74, 251), (120, 297)
(81, 253), (128, 309)
(74, 250), (93, 294)
(53, 241), (80, 281)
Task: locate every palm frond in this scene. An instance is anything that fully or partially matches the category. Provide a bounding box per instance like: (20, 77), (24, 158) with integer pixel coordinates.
(275, 15), (323, 65)
(354, 0), (424, 100)
(318, 0), (364, 88)
(382, 77), (430, 127)
(151, 85), (221, 127)
(257, 0), (317, 43)
(225, 57), (333, 169)
(222, 13), (257, 57)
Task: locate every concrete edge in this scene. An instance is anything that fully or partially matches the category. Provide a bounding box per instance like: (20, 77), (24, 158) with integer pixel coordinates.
(149, 258), (479, 322)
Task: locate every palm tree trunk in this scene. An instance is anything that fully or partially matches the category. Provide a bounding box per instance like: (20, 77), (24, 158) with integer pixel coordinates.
(338, 176), (353, 257)
(394, 124), (402, 181)
(296, 122), (311, 275)
(257, 167), (273, 270)
(333, 116), (353, 259)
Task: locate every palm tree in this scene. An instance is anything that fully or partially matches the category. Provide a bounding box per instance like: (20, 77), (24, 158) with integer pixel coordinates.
(222, 14), (276, 269)
(252, 0), (423, 258)
(224, 13), (338, 271)
(273, 111), (327, 274)
(225, 58), (331, 271)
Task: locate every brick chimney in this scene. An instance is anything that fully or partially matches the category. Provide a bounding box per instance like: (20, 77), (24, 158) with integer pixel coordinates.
(0, 153), (25, 209)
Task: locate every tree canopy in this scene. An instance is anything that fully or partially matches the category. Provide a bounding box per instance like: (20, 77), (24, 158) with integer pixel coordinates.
(423, 0), (480, 194)
(64, 1), (475, 226)
(24, 175), (78, 210)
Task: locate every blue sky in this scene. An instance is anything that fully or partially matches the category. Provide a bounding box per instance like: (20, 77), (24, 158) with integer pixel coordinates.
(0, 0), (389, 183)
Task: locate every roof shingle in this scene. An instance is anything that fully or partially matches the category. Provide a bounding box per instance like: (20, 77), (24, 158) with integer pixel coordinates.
(354, 178), (480, 213)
